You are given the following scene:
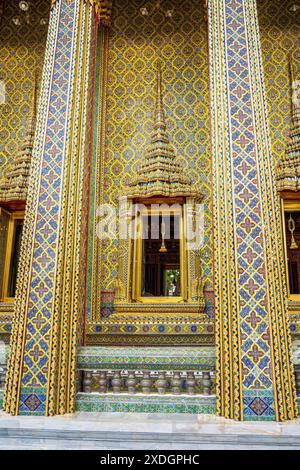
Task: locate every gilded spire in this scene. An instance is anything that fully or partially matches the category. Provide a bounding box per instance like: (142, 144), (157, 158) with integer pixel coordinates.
(0, 77), (38, 204)
(152, 61), (168, 142)
(124, 62), (203, 200)
(25, 72), (38, 148)
(277, 58), (300, 192)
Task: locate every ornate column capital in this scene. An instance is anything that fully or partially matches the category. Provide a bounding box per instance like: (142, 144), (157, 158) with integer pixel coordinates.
(51, 0), (113, 25)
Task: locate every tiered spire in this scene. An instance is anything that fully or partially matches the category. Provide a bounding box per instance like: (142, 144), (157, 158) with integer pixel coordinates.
(125, 62), (202, 200)
(277, 60), (300, 192)
(0, 77), (37, 204)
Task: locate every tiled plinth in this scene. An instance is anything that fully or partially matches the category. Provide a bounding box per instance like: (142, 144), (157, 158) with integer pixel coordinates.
(1, 344), (300, 418)
(2, 391), (300, 417)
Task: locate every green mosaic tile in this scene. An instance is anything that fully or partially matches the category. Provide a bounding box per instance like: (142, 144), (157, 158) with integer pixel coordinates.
(0, 344), (9, 366)
(243, 415), (278, 422)
(76, 392), (216, 414)
(77, 346), (216, 371)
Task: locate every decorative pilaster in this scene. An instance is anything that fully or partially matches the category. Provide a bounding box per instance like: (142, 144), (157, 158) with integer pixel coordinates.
(4, 0), (100, 416)
(208, 0), (297, 420)
(89, 9), (111, 322)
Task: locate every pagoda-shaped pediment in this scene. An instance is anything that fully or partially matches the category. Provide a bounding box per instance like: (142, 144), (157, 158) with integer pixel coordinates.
(124, 62), (203, 202)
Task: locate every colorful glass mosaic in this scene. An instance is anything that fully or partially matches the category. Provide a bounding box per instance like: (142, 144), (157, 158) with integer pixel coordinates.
(0, 0), (49, 172)
(208, 0), (297, 421)
(87, 0), (212, 321)
(4, 0), (98, 416)
(76, 393), (217, 414)
(258, 0), (300, 167)
(1, 0), (298, 422)
(77, 346), (216, 370)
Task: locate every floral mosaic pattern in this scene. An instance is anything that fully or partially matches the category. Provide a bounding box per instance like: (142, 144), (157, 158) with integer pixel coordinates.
(76, 393), (216, 414)
(258, 0), (300, 166)
(209, 0), (297, 421)
(0, 0), (49, 171)
(91, 0), (212, 297)
(77, 346), (216, 370)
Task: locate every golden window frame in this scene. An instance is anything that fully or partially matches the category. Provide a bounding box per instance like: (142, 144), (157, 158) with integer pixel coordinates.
(0, 208), (24, 302)
(282, 199), (300, 301)
(131, 203), (188, 304)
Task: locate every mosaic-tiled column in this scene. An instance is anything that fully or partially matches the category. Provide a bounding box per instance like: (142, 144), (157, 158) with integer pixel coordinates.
(208, 0), (297, 421)
(4, 0), (112, 416)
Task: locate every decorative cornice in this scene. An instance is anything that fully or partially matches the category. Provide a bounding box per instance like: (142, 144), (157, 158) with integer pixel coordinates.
(0, 77), (38, 205)
(277, 58), (300, 193)
(51, 0), (113, 26)
(124, 62), (203, 201)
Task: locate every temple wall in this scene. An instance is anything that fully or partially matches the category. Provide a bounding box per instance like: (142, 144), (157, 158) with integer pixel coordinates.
(97, 0), (212, 295)
(258, 0), (300, 164)
(0, 0), (49, 172)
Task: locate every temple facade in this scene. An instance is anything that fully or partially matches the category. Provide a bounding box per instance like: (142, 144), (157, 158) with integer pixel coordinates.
(0, 0), (299, 421)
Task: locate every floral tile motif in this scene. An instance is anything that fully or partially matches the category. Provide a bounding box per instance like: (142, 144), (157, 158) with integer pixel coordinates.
(77, 346), (216, 371)
(76, 393), (216, 414)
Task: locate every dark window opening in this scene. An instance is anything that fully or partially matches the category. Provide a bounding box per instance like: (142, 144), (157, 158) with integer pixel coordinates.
(9, 219), (24, 298)
(285, 211), (300, 295)
(141, 214), (181, 297)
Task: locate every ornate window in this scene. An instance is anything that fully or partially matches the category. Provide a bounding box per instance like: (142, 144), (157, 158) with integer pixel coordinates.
(282, 200), (300, 299)
(0, 208), (24, 301)
(276, 58), (300, 301)
(114, 63), (205, 316)
(0, 79), (36, 304)
(131, 201), (186, 304)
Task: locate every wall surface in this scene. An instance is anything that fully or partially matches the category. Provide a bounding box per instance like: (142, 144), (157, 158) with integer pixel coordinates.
(1, 0), (297, 322)
(258, 0), (300, 165)
(0, 0), (49, 172)
(96, 0), (212, 297)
